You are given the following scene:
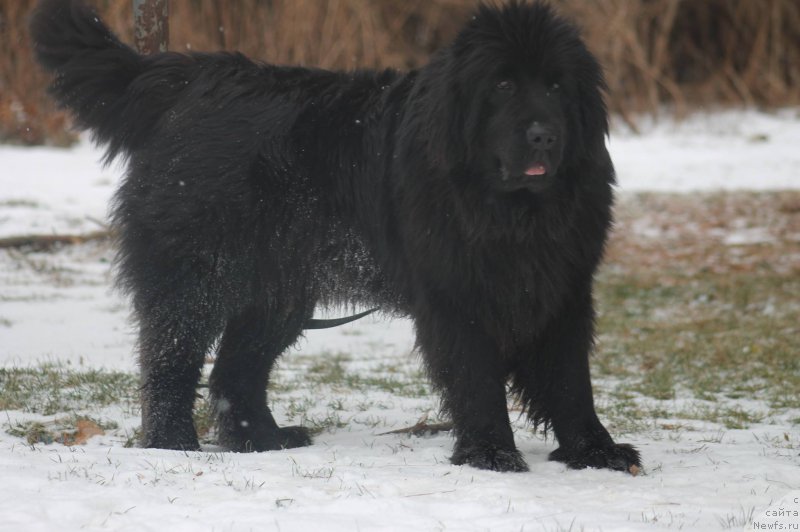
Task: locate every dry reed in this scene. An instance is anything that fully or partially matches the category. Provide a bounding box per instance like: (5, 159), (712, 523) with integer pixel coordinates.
(1, 0), (798, 144)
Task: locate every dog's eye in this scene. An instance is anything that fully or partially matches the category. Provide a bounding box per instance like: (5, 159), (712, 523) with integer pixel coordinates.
(495, 80), (516, 92)
(548, 82), (561, 94)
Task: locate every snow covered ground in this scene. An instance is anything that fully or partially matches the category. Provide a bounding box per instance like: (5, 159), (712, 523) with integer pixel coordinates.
(0, 109), (798, 531)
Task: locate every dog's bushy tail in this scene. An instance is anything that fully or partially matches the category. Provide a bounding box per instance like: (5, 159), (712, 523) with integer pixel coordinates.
(30, 0), (183, 161)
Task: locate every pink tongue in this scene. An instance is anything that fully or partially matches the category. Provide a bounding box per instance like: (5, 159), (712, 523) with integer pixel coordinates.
(525, 164), (546, 176)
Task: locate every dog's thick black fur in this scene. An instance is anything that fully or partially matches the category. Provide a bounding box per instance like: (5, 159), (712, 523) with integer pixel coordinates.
(31, 0), (641, 473)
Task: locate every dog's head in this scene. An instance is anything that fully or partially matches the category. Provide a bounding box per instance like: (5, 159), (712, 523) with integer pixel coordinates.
(414, 1), (608, 194)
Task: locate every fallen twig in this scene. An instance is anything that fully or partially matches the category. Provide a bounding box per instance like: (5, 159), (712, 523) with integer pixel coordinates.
(379, 417), (453, 437)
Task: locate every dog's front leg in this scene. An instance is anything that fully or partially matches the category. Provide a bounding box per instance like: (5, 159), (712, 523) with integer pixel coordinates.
(514, 289), (641, 473)
(413, 299), (528, 472)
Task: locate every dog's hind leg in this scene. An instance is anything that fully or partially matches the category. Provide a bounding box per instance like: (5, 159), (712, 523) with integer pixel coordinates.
(209, 300), (314, 452)
(137, 282), (225, 451)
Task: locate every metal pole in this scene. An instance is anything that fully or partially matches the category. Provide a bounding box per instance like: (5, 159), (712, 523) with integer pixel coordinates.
(133, 0), (169, 54)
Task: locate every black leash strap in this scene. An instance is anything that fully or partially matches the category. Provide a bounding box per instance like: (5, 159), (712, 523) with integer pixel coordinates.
(304, 308), (379, 330)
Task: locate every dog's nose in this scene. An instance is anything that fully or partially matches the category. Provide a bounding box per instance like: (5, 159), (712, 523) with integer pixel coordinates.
(526, 123), (558, 149)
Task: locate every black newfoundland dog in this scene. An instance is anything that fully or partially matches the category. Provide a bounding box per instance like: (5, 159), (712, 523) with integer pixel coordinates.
(31, 0), (640, 473)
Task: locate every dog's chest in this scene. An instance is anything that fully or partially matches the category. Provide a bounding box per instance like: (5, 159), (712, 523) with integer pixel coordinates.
(420, 227), (578, 335)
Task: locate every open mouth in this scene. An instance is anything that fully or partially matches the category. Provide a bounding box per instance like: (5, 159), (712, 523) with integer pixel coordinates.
(500, 161), (549, 181)
(496, 159), (553, 192)
(524, 163), (547, 176)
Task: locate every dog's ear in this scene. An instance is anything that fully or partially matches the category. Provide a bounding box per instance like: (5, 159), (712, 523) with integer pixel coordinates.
(410, 50), (468, 173)
(574, 52), (610, 157)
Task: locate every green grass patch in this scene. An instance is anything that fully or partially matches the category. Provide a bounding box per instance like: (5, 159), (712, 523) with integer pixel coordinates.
(594, 270), (799, 427)
(273, 352), (430, 399)
(0, 363), (139, 415)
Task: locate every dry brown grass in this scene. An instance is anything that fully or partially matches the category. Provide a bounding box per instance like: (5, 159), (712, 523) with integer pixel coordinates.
(566, 0), (800, 125)
(606, 191), (800, 279)
(2, 0), (799, 144)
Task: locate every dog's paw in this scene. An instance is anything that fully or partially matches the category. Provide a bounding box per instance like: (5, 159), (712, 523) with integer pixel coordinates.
(451, 443), (529, 472)
(222, 424), (313, 452)
(549, 442), (641, 474)
(275, 425), (313, 449)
